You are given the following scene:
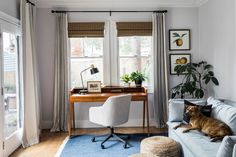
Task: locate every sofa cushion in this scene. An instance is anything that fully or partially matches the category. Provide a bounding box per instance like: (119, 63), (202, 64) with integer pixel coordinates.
(167, 121), (221, 157)
(168, 99), (206, 122)
(233, 145), (236, 157)
(223, 100), (236, 107)
(216, 136), (236, 157)
(208, 97), (236, 134)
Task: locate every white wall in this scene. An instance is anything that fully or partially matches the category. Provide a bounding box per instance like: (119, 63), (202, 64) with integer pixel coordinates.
(199, 0), (236, 101)
(36, 8), (200, 129)
(166, 8), (199, 91)
(0, 0), (20, 19)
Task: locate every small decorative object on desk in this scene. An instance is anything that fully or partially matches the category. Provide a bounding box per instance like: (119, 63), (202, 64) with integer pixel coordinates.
(87, 81), (101, 93)
(169, 29), (190, 51)
(169, 54), (191, 75)
(121, 74), (131, 87)
(130, 71), (147, 87)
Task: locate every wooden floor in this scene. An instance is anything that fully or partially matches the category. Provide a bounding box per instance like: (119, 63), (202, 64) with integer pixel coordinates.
(10, 127), (167, 157)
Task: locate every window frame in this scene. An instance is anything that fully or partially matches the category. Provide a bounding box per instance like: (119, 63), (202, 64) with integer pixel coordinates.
(118, 36), (153, 89)
(68, 21), (153, 92)
(69, 37), (105, 88)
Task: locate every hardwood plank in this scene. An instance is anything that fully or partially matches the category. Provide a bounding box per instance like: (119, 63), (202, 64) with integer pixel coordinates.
(10, 127), (167, 157)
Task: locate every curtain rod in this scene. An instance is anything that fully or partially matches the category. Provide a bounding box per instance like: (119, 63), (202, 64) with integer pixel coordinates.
(51, 10), (167, 15)
(26, 0), (35, 6)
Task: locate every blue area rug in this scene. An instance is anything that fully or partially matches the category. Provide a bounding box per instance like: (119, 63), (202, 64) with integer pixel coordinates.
(58, 133), (167, 157)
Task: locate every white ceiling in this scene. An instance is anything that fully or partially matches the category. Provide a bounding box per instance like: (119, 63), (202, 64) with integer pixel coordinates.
(35, 0), (208, 9)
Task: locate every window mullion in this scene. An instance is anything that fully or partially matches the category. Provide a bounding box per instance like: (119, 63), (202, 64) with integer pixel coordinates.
(109, 20), (119, 85)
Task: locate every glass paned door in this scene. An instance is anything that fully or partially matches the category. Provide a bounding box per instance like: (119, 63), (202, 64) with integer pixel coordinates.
(1, 30), (22, 157)
(3, 32), (20, 138)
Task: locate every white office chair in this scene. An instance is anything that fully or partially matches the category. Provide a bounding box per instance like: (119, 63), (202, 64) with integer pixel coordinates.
(89, 94), (132, 149)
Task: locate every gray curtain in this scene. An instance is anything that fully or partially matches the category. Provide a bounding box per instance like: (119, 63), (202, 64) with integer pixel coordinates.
(152, 12), (169, 128)
(51, 13), (69, 132)
(21, 0), (41, 147)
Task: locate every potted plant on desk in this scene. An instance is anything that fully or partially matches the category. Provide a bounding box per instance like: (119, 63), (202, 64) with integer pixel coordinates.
(121, 74), (131, 87)
(130, 71), (147, 87)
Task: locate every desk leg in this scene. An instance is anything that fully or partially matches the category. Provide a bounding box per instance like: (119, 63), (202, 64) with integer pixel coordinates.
(68, 102), (73, 137)
(143, 101), (146, 128)
(146, 100), (150, 133)
(72, 103), (75, 129)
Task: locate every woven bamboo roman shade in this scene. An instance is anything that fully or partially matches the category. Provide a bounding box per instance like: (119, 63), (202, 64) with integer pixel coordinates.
(68, 22), (105, 37)
(116, 22), (152, 37)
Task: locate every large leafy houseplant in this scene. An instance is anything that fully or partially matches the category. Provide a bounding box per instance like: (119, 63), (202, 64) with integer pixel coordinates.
(171, 61), (219, 99)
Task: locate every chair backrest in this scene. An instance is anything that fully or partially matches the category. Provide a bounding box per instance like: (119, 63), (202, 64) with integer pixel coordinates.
(102, 94), (132, 126)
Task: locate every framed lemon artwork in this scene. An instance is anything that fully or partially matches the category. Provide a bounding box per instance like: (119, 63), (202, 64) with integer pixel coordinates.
(169, 29), (190, 51)
(169, 54), (191, 75)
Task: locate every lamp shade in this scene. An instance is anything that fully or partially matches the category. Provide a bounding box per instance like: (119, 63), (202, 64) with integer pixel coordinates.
(90, 67), (99, 74)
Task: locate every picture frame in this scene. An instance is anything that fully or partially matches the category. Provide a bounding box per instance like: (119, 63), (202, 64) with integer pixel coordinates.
(169, 29), (191, 51)
(169, 54), (191, 75)
(87, 81), (101, 93)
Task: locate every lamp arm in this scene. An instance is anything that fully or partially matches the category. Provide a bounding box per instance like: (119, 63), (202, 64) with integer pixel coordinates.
(80, 66), (91, 90)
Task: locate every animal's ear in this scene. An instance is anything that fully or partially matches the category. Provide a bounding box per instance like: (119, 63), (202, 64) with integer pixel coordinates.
(194, 106), (200, 110)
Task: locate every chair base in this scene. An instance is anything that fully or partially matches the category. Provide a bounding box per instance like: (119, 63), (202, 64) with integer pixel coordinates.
(91, 127), (131, 149)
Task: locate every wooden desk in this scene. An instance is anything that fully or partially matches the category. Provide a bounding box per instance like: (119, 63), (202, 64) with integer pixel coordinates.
(68, 87), (149, 137)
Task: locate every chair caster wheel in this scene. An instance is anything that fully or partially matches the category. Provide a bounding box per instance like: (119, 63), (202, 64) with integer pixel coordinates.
(123, 143), (128, 149)
(92, 137), (96, 142)
(101, 144), (105, 149)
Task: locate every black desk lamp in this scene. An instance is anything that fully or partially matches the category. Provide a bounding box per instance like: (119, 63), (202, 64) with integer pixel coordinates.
(80, 64), (99, 94)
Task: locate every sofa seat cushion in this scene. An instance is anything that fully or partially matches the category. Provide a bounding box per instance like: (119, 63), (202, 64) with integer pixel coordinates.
(167, 122), (221, 157)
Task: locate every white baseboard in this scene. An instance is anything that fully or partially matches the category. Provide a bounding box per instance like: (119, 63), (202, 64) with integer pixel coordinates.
(41, 119), (156, 129)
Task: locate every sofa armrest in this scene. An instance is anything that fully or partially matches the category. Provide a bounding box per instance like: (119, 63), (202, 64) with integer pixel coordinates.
(233, 144), (236, 157)
(216, 136), (236, 157)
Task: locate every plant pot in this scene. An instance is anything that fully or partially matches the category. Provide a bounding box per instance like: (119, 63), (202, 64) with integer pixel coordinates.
(124, 82), (131, 87)
(135, 80), (142, 87)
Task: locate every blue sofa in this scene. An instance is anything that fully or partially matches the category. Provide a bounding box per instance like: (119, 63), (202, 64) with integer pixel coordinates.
(167, 97), (236, 157)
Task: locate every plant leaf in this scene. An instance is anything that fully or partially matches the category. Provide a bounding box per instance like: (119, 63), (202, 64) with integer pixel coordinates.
(172, 33), (180, 37)
(199, 89), (204, 98)
(192, 63), (198, 67)
(205, 77), (211, 84)
(195, 89), (200, 98)
(195, 89), (204, 98)
(181, 33), (187, 38)
(208, 71), (214, 76)
(204, 64), (212, 70)
(211, 77), (219, 85)
(171, 93), (176, 98)
(192, 74), (197, 81)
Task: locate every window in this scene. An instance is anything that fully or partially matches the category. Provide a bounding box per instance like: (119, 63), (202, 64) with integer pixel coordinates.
(117, 22), (152, 86)
(70, 38), (104, 87)
(69, 22), (105, 88)
(119, 36), (152, 86)
(68, 21), (153, 89)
